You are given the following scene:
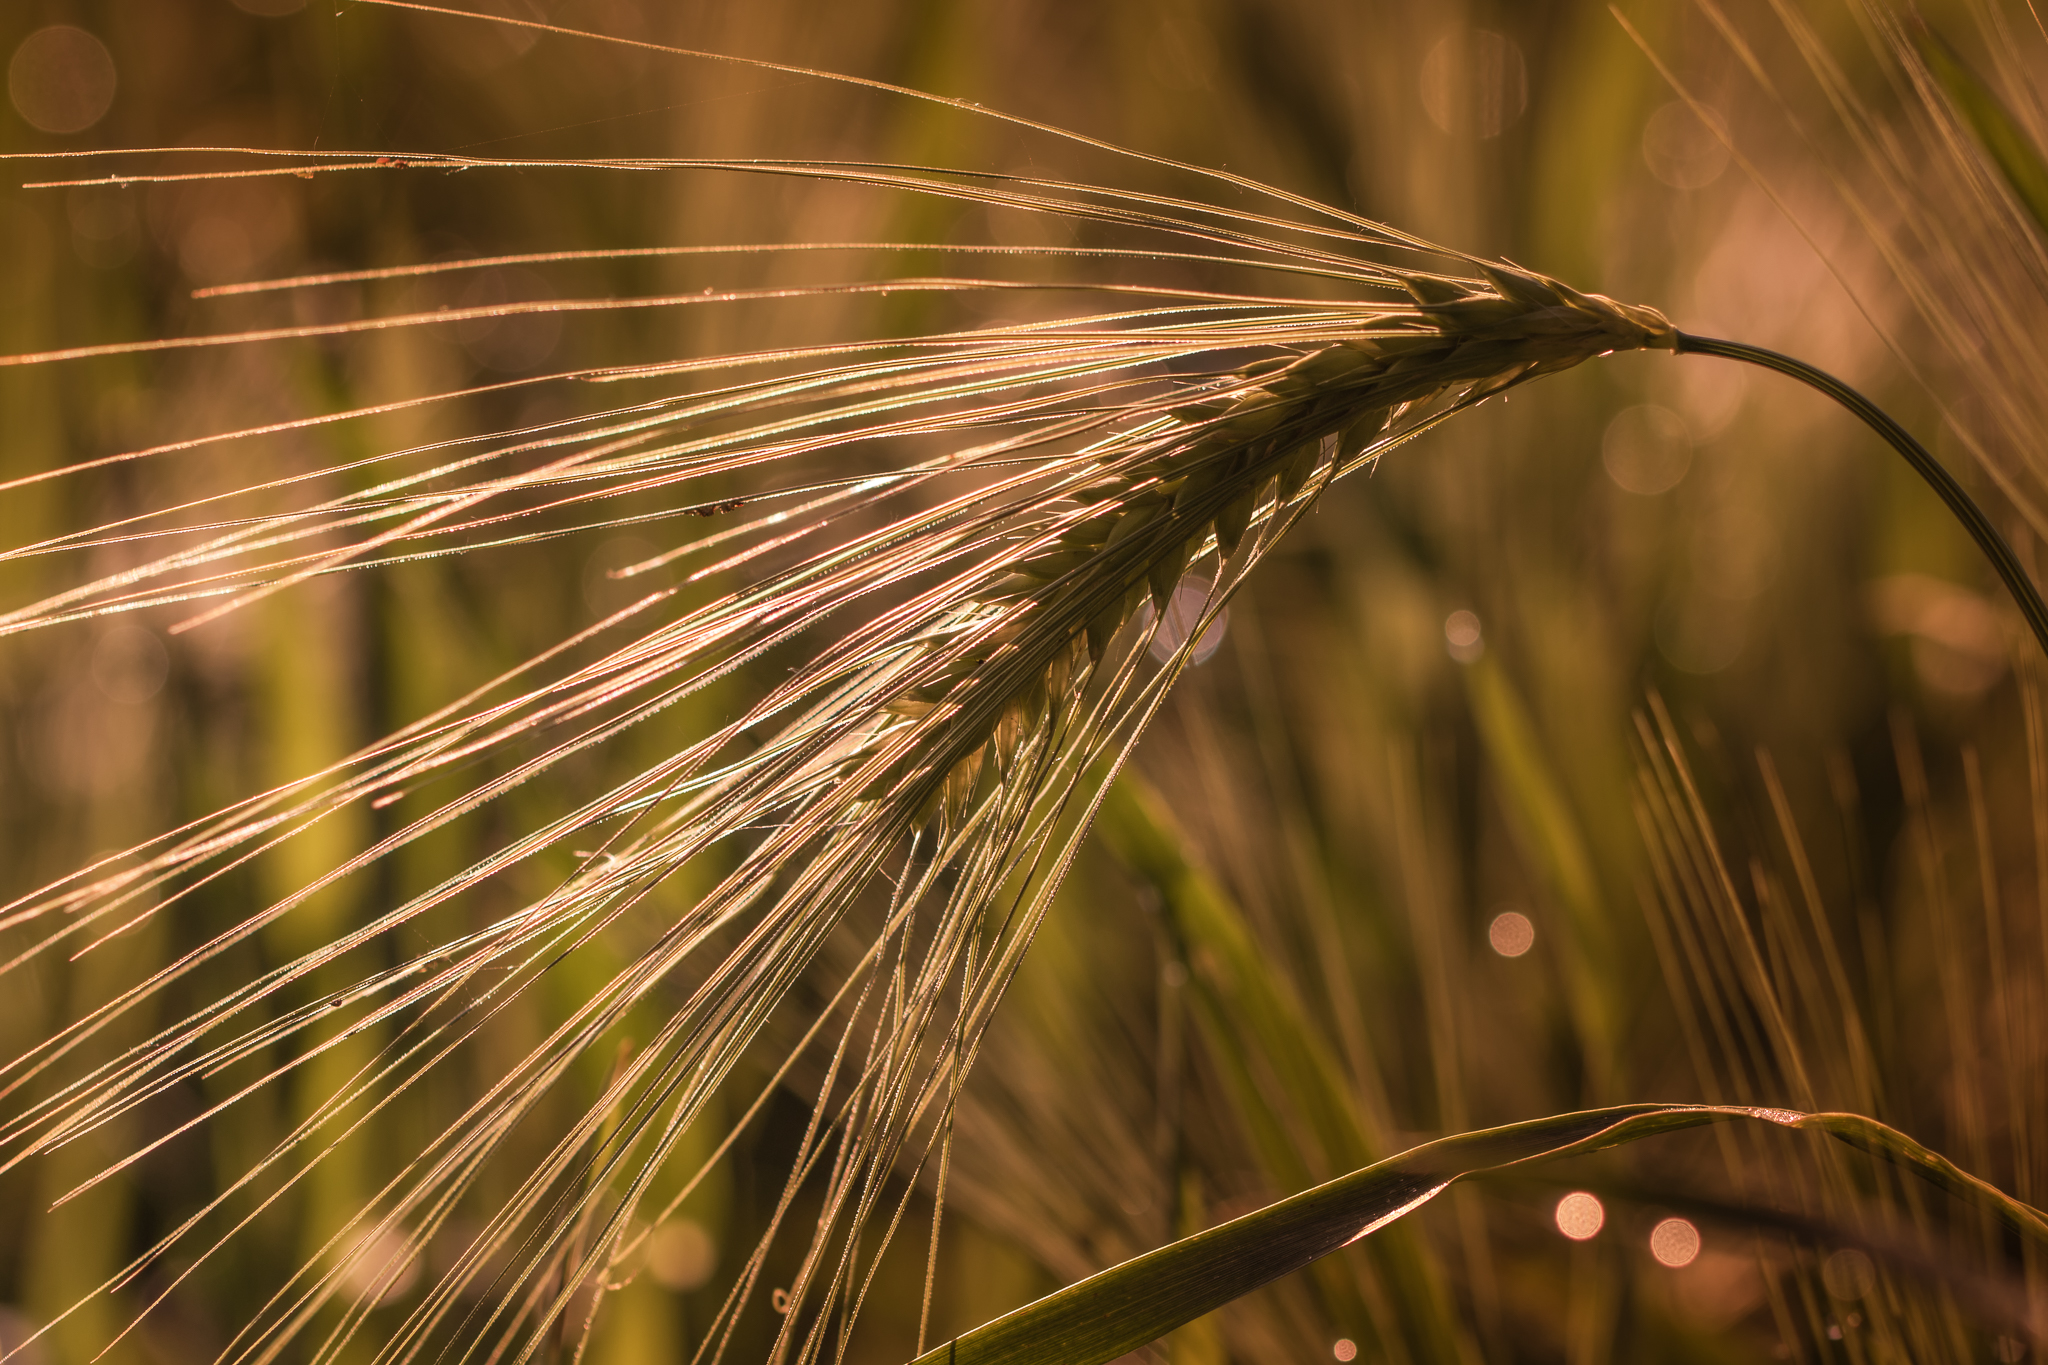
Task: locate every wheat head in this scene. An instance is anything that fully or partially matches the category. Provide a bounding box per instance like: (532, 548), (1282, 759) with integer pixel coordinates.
(0, 16), (1700, 1360)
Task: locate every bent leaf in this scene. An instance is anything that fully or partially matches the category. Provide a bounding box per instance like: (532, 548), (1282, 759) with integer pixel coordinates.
(910, 1103), (2048, 1365)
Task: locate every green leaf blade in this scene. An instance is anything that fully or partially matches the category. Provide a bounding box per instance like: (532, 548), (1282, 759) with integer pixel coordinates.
(911, 1103), (2048, 1365)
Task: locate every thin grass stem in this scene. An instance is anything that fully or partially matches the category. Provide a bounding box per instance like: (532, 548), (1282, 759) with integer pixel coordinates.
(1674, 331), (2048, 655)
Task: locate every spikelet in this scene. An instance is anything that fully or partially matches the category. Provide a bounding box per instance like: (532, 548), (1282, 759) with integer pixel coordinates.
(854, 262), (1675, 814)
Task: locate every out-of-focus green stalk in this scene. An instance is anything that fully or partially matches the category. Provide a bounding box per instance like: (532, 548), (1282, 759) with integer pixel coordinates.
(1095, 773), (1474, 1365)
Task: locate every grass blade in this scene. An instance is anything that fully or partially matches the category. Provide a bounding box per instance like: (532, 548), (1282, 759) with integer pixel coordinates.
(910, 1103), (2048, 1365)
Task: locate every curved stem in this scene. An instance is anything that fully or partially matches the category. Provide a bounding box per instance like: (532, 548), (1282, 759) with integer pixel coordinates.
(1673, 331), (2048, 661)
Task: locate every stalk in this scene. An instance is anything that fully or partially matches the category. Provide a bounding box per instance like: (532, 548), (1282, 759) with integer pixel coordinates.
(1673, 331), (2048, 659)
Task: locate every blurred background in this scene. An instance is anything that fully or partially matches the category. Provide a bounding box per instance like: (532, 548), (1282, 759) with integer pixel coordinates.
(2, 0), (2046, 1361)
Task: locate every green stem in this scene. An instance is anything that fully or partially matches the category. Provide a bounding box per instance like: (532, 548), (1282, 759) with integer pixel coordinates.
(1673, 331), (2048, 660)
